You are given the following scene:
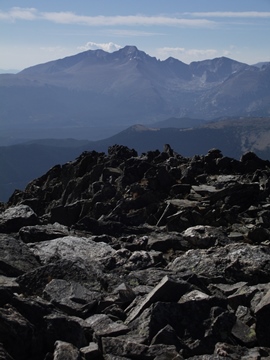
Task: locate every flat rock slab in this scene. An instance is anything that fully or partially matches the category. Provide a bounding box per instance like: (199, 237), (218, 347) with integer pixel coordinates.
(19, 223), (70, 243)
(27, 236), (116, 265)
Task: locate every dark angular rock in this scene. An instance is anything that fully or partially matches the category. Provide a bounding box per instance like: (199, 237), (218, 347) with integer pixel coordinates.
(247, 226), (270, 244)
(125, 275), (192, 324)
(146, 232), (189, 252)
(255, 289), (270, 347)
(103, 355), (131, 360)
(43, 279), (102, 317)
(102, 336), (180, 360)
(0, 234), (40, 276)
(170, 184), (191, 197)
(240, 151), (270, 173)
(3, 146), (270, 359)
(235, 305), (255, 327)
(0, 343), (14, 360)
(108, 145), (138, 159)
(111, 283), (136, 307)
(16, 259), (107, 295)
(128, 298), (234, 356)
(231, 318), (256, 346)
(102, 304), (127, 322)
(150, 324), (186, 351)
(80, 342), (102, 360)
(124, 250), (160, 271)
(44, 314), (89, 352)
(85, 314), (130, 339)
(181, 225), (227, 249)
(7, 294), (55, 328)
(0, 305), (36, 360)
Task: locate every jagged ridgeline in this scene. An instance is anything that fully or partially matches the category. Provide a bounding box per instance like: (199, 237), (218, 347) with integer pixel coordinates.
(1, 46), (270, 138)
(1, 144), (270, 359)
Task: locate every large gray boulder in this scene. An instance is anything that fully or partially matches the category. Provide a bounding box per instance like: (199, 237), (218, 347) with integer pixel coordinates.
(167, 243), (270, 284)
(0, 205), (38, 233)
(27, 235), (116, 265)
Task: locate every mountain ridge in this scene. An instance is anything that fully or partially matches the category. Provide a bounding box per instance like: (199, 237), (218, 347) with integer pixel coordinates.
(1, 45), (269, 140)
(0, 46), (270, 140)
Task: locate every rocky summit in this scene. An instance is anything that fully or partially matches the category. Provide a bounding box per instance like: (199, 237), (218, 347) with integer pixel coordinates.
(2, 144), (270, 359)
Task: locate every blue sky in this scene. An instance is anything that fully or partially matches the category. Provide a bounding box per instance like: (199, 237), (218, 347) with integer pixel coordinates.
(1, 0), (270, 70)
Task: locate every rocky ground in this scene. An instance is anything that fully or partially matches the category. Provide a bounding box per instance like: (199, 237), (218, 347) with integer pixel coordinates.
(1, 144), (270, 359)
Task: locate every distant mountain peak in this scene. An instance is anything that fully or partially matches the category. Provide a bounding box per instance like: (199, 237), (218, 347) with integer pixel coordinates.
(3, 45), (270, 130)
(123, 124), (159, 134)
(122, 45), (139, 54)
(115, 45), (154, 62)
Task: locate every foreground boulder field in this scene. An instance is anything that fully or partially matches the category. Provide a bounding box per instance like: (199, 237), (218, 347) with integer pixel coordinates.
(1, 144), (270, 359)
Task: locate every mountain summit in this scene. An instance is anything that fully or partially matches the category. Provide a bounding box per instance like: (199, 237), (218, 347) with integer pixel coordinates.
(0, 46), (269, 139)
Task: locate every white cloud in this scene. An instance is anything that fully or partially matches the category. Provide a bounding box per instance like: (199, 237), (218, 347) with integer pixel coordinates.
(78, 42), (122, 52)
(0, 7), (38, 21)
(0, 8), (216, 28)
(186, 11), (270, 18)
(43, 13), (216, 28)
